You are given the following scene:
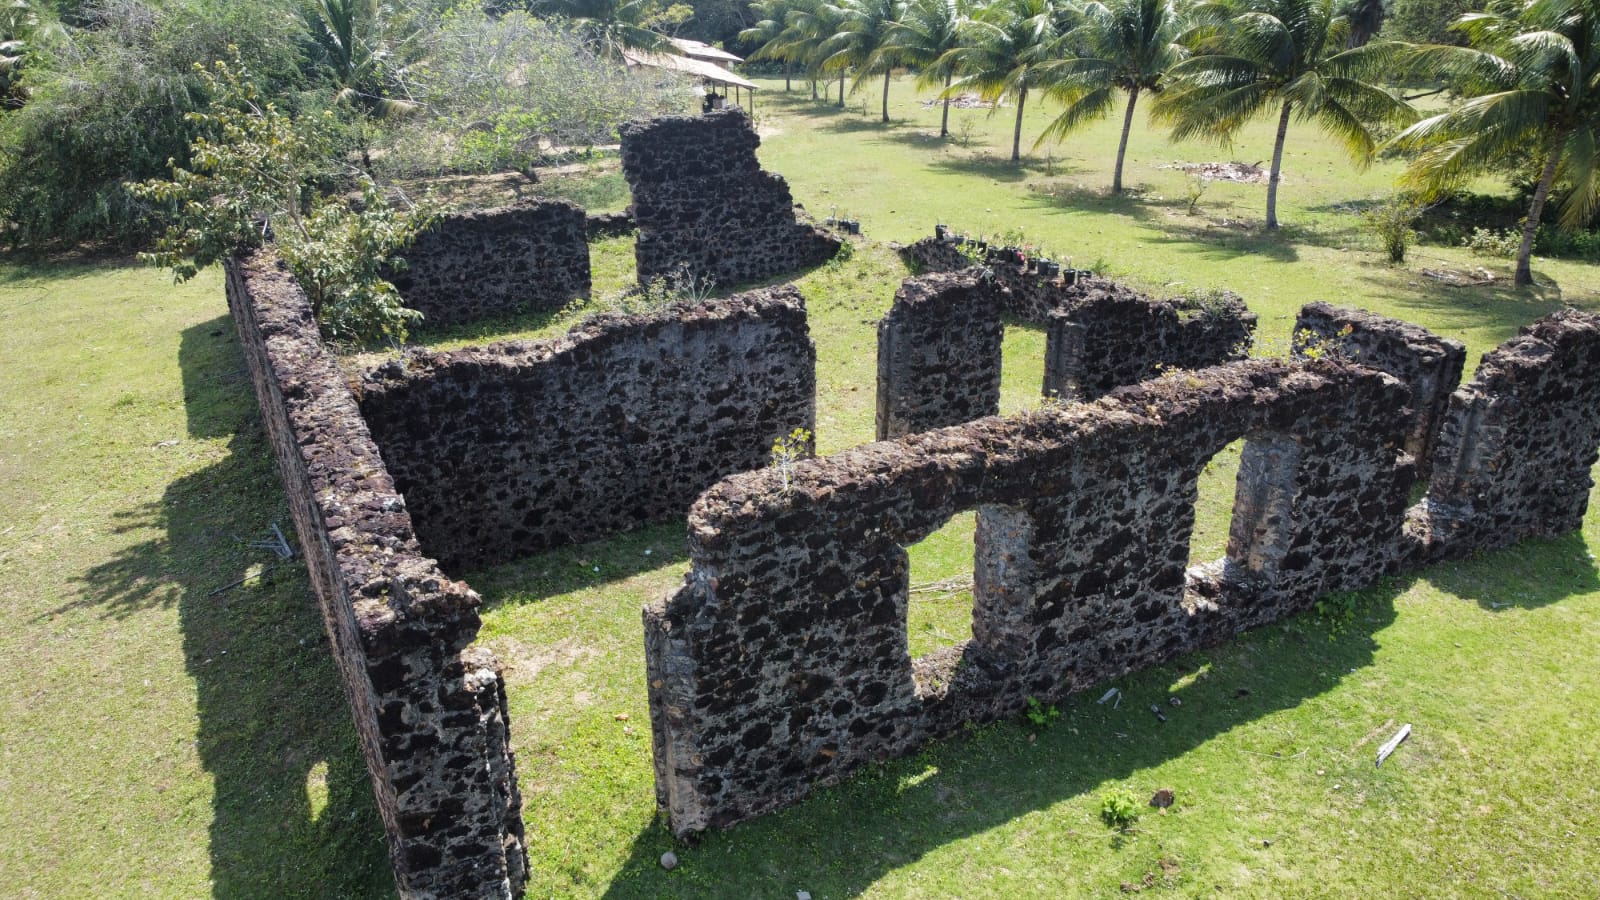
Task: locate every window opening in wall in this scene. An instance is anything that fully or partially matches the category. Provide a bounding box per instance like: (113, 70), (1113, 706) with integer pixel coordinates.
(589, 231), (639, 298)
(1190, 438), (1246, 565)
(905, 510), (978, 659)
(998, 322), (1049, 415)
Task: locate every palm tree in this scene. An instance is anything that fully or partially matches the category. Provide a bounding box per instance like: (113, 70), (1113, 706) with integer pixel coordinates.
(304, 0), (421, 117)
(1036, 0), (1187, 192)
(742, 0), (797, 91)
(826, 0), (907, 122)
(1153, 0), (1414, 228)
(530, 0), (674, 58)
(889, 0), (967, 135)
(768, 0), (851, 103)
(939, 0), (1063, 162)
(1393, 0), (1600, 286)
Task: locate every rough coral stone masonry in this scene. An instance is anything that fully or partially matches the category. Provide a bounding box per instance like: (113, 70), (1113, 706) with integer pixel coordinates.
(389, 200), (591, 328)
(1412, 309), (1600, 556)
(646, 359), (1416, 835)
(1294, 301), (1466, 479)
(358, 285), (817, 571)
(620, 109), (841, 287)
(226, 251), (527, 899)
(876, 272), (1005, 439)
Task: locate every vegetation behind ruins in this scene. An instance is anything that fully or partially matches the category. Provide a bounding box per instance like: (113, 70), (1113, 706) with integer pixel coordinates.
(4, 44), (1600, 900)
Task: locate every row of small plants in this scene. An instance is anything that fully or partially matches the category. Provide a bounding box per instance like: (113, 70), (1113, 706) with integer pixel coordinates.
(935, 223), (1090, 281)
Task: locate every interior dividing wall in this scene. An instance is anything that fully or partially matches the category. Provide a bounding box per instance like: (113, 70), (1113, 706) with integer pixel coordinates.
(358, 286), (817, 571)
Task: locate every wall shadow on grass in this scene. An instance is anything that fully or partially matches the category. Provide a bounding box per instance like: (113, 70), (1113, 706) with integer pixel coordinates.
(594, 538), (1597, 898)
(71, 318), (395, 899)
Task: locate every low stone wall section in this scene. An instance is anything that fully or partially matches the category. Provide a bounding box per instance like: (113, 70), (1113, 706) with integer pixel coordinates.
(1412, 309), (1600, 556)
(358, 286), (817, 571)
(876, 272), (1005, 439)
(621, 110), (840, 287)
(1294, 302), (1465, 479)
(1044, 290), (1254, 401)
(888, 237), (1255, 419)
(389, 200), (591, 327)
(646, 358), (1415, 835)
(226, 251), (528, 899)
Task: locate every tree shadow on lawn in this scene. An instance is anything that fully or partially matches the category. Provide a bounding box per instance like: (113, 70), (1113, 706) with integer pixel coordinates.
(1349, 264), (1574, 348)
(595, 539), (1597, 897)
(69, 317), (395, 899)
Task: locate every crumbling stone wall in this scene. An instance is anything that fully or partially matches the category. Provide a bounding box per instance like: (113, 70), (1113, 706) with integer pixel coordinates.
(620, 109), (840, 287)
(1294, 302), (1465, 478)
(1411, 309), (1600, 556)
(876, 272), (1004, 439)
(226, 250), (527, 899)
(884, 237), (1255, 423)
(389, 201), (591, 327)
(358, 286), (817, 571)
(1044, 290), (1255, 401)
(646, 359), (1414, 835)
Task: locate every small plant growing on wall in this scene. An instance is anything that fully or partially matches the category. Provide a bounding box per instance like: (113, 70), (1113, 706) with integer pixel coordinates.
(770, 427), (813, 495)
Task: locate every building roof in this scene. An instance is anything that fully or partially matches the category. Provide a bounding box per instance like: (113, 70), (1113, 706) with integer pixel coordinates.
(669, 37), (745, 65)
(623, 48), (759, 91)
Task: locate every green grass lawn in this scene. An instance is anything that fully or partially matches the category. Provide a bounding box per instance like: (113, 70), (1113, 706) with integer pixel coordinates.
(4, 75), (1600, 898)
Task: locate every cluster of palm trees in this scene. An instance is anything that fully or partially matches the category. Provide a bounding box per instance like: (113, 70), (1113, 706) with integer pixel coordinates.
(737, 0), (1600, 286)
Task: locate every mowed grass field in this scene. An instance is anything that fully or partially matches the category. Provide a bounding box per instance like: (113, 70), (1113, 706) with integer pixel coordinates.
(2, 74), (1599, 898)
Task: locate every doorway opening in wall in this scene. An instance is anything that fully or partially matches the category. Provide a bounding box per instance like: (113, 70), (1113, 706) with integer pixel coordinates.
(904, 510), (977, 659)
(999, 322), (1049, 415)
(1190, 437), (1246, 566)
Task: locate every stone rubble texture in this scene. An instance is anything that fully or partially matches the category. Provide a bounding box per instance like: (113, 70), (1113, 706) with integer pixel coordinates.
(389, 201), (591, 328)
(226, 251), (528, 899)
(357, 287), (817, 571)
(222, 108), (1600, 893)
(1294, 301), (1467, 479)
(620, 109), (841, 287)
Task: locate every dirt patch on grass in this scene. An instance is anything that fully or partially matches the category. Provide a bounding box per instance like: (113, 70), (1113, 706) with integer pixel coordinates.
(1167, 161), (1277, 184)
(922, 93), (996, 109)
(490, 636), (599, 681)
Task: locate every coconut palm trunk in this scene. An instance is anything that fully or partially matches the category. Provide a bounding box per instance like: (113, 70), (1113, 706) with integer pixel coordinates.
(1011, 86), (1027, 161)
(940, 70), (953, 136)
(1113, 84), (1140, 193)
(1516, 145), (1564, 287)
(1265, 100), (1292, 229)
(839, 70), (846, 106)
(882, 68), (891, 122)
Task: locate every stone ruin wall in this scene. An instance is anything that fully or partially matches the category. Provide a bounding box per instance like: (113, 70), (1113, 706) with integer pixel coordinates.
(879, 240), (1255, 437)
(356, 287), (817, 572)
(1413, 309), (1600, 556)
(1294, 301), (1466, 479)
(225, 250), (527, 899)
(648, 306), (1600, 837)
(876, 272), (1004, 439)
(224, 107), (1600, 891)
(388, 200), (592, 328)
(647, 359), (1418, 834)
(620, 110), (840, 287)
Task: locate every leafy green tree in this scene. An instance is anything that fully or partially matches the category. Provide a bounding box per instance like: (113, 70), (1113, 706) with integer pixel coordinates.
(0, 0), (307, 246)
(132, 57), (433, 343)
(1036, 0), (1187, 192)
(1154, 0), (1414, 228)
(888, 0), (967, 134)
(529, 0), (679, 57)
(1394, 0), (1600, 286)
(940, 0), (1063, 161)
(826, 0), (907, 122)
